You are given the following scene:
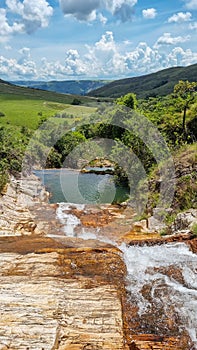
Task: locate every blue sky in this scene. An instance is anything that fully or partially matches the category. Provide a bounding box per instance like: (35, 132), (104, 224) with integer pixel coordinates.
(0, 0), (197, 80)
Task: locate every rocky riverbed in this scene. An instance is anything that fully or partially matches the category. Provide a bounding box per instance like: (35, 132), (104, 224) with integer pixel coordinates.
(0, 175), (197, 349)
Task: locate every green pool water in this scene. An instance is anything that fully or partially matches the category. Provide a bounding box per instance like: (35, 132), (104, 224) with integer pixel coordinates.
(34, 169), (129, 204)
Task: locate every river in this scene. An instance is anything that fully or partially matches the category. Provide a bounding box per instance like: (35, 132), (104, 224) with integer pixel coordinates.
(35, 169), (197, 349)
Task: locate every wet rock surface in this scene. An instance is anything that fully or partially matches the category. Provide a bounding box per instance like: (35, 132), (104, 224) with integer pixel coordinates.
(0, 177), (128, 349)
(0, 245), (127, 349)
(0, 176), (196, 349)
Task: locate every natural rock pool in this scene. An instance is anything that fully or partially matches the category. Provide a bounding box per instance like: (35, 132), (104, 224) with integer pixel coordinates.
(34, 168), (129, 204)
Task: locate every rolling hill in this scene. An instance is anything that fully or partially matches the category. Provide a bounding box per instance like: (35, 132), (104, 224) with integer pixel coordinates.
(10, 80), (110, 96)
(0, 79), (98, 130)
(0, 79), (96, 105)
(88, 63), (197, 99)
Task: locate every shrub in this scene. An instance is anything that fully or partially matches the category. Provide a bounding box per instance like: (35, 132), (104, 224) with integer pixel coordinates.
(191, 223), (197, 236)
(0, 171), (8, 194)
(71, 98), (81, 105)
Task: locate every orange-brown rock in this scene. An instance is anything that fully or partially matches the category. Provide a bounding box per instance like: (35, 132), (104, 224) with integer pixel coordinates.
(0, 235), (128, 350)
(129, 334), (189, 350)
(127, 232), (196, 247)
(1, 176), (196, 350)
(187, 237), (197, 253)
(71, 205), (126, 228)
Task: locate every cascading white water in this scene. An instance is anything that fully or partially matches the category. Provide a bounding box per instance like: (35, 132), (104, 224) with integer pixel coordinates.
(56, 203), (84, 237)
(56, 203), (197, 348)
(120, 242), (197, 346)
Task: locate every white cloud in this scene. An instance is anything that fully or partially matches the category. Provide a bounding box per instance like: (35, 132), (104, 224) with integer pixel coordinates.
(0, 8), (24, 39)
(98, 13), (107, 25)
(18, 47), (31, 64)
(142, 8), (157, 19)
(155, 32), (190, 47)
(168, 12), (192, 23)
(167, 47), (197, 66)
(59, 0), (137, 22)
(64, 49), (87, 75)
(0, 54), (37, 79)
(40, 57), (74, 79)
(189, 21), (197, 29)
(105, 0), (137, 21)
(1, 31), (197, 80)
(5, 0), (53, 34)
(184, 0), (197, 10)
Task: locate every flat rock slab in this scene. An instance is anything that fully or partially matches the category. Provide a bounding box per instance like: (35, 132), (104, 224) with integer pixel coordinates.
(0, 252), (126, 350)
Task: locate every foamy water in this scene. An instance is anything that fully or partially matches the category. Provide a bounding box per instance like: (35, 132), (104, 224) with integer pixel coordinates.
(56, 203), (197, 347)
(120, 242), (197, 345)
(56, 203), (84, 237)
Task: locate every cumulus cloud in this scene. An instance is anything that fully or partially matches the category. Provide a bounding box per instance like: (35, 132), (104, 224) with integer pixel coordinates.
(59, 0), (137, 22)
(83, 31), (120, 76)
(168, 12), (192, 23)
(184, 0), (197, 10)
(155, 32), (190, 47)
(167, 47), (197, 66)
(59, 0), (99, 21)
(106, 0), (137, 22)
(142, 8), (157, 19)
(0, 54), (37, 79)
(5, 0), (53, 34)
(1, 31), (197, 80)
(64, 49), (87, 75)
(0, 8), (24, 39)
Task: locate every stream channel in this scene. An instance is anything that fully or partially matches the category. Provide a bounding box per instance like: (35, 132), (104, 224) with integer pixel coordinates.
(35, 169), (197, 349)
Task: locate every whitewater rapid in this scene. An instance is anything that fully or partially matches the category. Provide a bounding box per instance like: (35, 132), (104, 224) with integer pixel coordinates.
(56, 202), (197, 348)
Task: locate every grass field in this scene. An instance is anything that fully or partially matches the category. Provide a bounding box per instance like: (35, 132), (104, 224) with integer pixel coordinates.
(0, 95), (97, 130)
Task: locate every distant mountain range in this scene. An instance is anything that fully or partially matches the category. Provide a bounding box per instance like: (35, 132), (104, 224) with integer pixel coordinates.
(4, 63), (197, 100)
(88, 63), (197, 99)
(10, 80), (110, 96)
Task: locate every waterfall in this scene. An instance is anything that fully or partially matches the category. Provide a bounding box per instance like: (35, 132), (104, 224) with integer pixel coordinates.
(121, 242), (197, 346)
(56, 202), (197, 348)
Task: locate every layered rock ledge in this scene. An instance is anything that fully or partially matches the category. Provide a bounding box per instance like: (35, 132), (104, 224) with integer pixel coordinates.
(0, 176), (128, 349)
(0, 235), (127, 350)
(0, 175), (196, 349)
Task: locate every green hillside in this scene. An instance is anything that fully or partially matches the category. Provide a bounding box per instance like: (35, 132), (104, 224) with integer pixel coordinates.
(88, 63), (197, 99)
(0, 78), (99, 190)
(0, 79), (96, 105)
(11, 80), (110, 96)
(0, 79), (98, 130)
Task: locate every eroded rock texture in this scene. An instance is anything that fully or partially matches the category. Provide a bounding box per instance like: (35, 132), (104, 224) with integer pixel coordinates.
(0, 176), (196, 350)
(0, 237), (127, 350)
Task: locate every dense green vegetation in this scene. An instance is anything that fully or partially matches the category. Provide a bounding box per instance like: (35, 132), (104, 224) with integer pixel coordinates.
(0, 80), (98, 191)
(88, 63), (197, 99)
(0, 76), (196, 218)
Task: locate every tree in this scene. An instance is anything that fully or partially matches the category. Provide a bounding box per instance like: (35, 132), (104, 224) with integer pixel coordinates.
(71, 98), (81, 105)
(173, 80), (197, 135)
(55, 131), (86, 161)
(116, 93), (137, 109)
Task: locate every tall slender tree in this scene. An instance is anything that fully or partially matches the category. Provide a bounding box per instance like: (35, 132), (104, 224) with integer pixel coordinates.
(173, 80), (197, 135)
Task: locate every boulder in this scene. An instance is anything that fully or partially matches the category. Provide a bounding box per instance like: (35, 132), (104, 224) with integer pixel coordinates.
(171, 209), (197, 234)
